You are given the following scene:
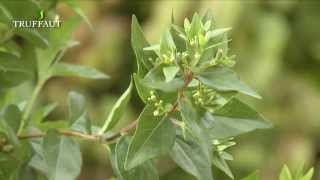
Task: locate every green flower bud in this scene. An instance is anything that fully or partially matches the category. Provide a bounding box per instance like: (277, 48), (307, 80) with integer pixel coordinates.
(2, 144), (13, 153)
(153, 110), (160, 116)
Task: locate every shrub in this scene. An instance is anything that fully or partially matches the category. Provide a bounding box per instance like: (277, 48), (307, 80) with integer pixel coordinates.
(0, 1), (312, 180)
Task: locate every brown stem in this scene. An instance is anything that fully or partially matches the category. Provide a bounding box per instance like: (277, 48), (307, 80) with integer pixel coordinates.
(18, 71), (194, 144)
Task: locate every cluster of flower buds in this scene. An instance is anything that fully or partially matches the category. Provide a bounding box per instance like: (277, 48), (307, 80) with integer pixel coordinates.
(0, 134), (13, 153)
(214, 48), (236, 68)
(147, 91), (166, 116)
(212, 138), (236, 153)
(192, 84), (220, 111)
(161, 53), (175, 65)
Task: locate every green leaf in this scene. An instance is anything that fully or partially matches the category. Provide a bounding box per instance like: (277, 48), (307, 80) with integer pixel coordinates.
(163, 66), (179, 83)
(133, 73), (152, 103)
(212, 152), (234, 179)
(203, 98), (271, 139)
(68, 91), (86, 125)
(100, 79), (133, 133)
(109, 136), (159, 180)
(31, 103), (57, 125)
(301, 168), (314, 180)
(143, 66), (184, 92)
(60, 0), (93, 30)
(47, 16), (82, 50)
(14, 29), (49, 48)
(170, 25), (186, 51)
(35, 16), (82, 80)
(29, 139), (48, 175)
(0, 52), (32, 88)
(205, 28), (231, 40)
(68, 91), (91, 134)
(43, 130), (82, 180)
(242, 171), (259, 180)
(0, 153), (17, 179)
(131, 15), (157, 76)
(202, 10), (215, 30)
(143, 44), (160, 56)
(279, 165), (293, 180)
(179, 99), (212, 160)
(170, 135), (213, 180)
(0, 104), (21, 146)
(51, 62), (109, 79)
(189, 13), (202, 38)
(197, 66), (261, 99)
(125, 106), (175, 169)
(160, 30), (176, 55)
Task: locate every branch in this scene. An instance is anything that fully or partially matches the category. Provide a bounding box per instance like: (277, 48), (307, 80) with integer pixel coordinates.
(18, 130), (111, 144)
(18, 71), (194, 144)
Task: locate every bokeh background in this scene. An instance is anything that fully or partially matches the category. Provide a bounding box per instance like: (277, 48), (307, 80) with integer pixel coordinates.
(26, 0), (320, 179)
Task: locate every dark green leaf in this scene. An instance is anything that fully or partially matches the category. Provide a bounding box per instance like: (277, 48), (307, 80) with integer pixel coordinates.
(0, 52), (32, 88)
(163, 66), (179, 83)
(212, 152), (234, 179)
(125, 106), (175, 169)
(14, 29), (49, 48)
(170, 25), (186, 51)
(179, 98), (212, 160)
(51, 62), (109, 79)
(131, 15), (157, 76)
(47, 16), (82, 50)
(202, 10), (215, 30)
(143, 66), (184, 92)
(133, 73), (152, 103)
(205, 28), (231, 40)
(31, 103), (57, 126)
(109, 136), (159, 180)
(203, 98), (271, 139)
(197, 66), (261, 99)
(43, 130), (82, 180)
(189, 13), (202, 38)
(170, 135), (213, 180)
(160, 30), (176, 55)
(68, 91), (91, 134)
(0, 104), (21, 145)
(100, 79), (133, 133)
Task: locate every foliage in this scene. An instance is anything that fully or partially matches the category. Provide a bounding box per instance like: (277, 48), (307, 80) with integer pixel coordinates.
(0, 1), (312, 180)
(242, 165), (314, 180)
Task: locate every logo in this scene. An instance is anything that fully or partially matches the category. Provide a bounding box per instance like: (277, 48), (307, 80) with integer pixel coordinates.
(12, 10), (62, 29)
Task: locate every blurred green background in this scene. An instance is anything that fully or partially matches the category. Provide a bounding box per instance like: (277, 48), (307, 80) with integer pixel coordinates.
(26, 0), (320, 179)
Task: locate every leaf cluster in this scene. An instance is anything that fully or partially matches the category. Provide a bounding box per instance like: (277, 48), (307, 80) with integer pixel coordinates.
(0, 1), (287, 180)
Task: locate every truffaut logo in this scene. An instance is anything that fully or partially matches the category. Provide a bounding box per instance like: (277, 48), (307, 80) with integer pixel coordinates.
(12, 10), (62, 28)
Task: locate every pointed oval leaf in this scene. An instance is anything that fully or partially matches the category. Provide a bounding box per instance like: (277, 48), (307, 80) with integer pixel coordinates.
(131, 15), (157, 76)
(0, 104), (21, 145)
(143, 66), (184, 92)
(279, 165), (293, 180)
(125, 106), (175, 169)
(0, 52), (32, 88)
(43, 130), (82, 180)
(100, 79), (133, 133)
(68, 91), (91, 134)
(52, 62), (109, 79)
(170, 135), (213, 180)
(203, 98), (271, 139)
(109, 136), (159, 180)
(197, 66), (261, 99)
